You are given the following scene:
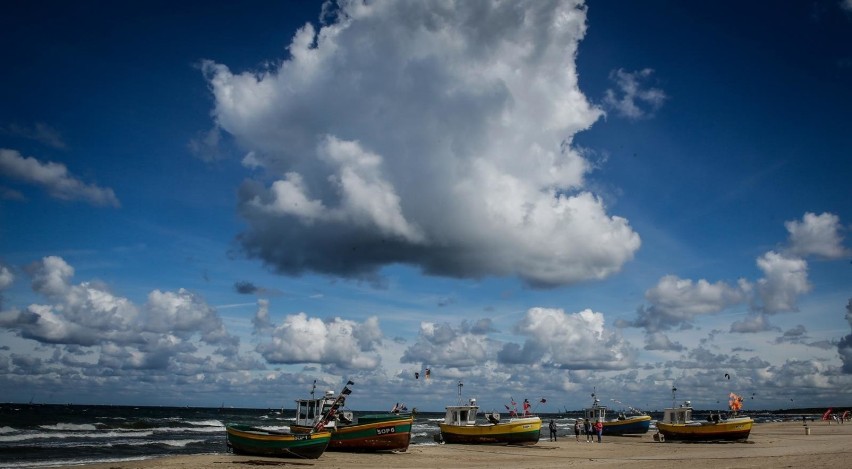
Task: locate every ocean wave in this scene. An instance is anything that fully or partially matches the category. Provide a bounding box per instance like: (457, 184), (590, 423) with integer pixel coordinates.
(0, 430), (154, 443)
(0, 437), (208, 452)
(0, 427), (16, 435)
(412, 441), (439, 446)
(38, 423), (99, 432)
(251, 425), (291, 432)
(185, 420), (223, 427)
(125, 439), (206, 448)
(0, 455), (154, 469)
(152, 426), (224, 434)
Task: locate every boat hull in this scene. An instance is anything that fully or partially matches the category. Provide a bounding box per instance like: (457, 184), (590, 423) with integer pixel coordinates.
(293, 414), (414, 452)
(656, 418), (753, 442)
(226, 425), (331, 459)
(439, 417), (541, 445)
(602, 415), (652, 435)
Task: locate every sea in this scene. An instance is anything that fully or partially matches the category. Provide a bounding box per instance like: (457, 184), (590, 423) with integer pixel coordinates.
(0, 403), (810, 468)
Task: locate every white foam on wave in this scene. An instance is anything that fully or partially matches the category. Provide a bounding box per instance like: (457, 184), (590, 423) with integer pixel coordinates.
(39, 423), (98, 431)
(127, 438), (205, 447)
(186, 419), (223, 427)
(0, 430), (154, 443)
(253, 425), (291, 432)
(0, 426), (17, 434)
(153, 425), (224, 434)
(413, 441), (439, 446)
(0, 455), (154, 468)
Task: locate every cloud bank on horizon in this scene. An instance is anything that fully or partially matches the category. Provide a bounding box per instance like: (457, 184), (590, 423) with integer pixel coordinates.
(619, 212), (849, 346)
(1, 213), (848, 407)
(203, 0), (640, 287)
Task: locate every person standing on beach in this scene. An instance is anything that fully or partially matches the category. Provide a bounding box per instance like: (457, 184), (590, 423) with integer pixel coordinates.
(584, 418), (592, 442)
(548, 419), (557, 441)
(574, 419), (581, 442)
(594, 419), (603, 443)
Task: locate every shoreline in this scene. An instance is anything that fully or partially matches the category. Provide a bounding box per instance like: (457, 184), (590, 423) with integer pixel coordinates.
(46, 421), (852, 469)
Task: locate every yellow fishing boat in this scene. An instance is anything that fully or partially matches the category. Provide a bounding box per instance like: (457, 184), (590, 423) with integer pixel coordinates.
(656, 389), (753, 442)
(437, 381), (541, 445)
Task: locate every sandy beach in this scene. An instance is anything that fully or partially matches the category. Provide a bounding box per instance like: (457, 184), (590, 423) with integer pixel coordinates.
(52, 421), (851, 469)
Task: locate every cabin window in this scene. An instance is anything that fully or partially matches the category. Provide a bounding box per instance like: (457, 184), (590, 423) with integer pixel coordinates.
(459, 410), (468, 423)
(672, 409), (691, 424)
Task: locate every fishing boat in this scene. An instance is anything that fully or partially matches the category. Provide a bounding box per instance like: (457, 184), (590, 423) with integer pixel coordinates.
(438, 381), (541, 445)
(225, 380), (351, 458)
(655, 388), (753, 442)
(583, 393), (651, 435)
(290, 381), (414, 452)
(225, 425), (331, 458)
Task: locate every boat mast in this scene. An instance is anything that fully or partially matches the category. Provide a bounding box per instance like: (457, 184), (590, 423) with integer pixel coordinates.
(456, 381), (464, 405)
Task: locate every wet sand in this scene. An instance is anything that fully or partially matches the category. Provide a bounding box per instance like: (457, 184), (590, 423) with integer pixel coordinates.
(54, 421), (852, 469)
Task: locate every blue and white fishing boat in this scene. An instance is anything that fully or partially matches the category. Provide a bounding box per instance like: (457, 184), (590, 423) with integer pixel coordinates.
(584, 393), (651, 436)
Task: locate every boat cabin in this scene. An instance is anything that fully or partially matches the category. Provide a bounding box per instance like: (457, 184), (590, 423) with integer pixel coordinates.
(661, 401), (693, 424)
(294, 391), (353, 428)
(584, 398), (607, 422)
(444, 399), (479, 426)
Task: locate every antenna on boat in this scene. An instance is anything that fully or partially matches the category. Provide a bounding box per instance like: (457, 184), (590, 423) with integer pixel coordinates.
(311, 379), (317, 399)
(457, 381), (464, 405)
(612, 398), (643, 415)
(671, 385), (678, 408)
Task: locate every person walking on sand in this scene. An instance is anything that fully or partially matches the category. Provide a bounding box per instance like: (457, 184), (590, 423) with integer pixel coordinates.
(548, 419), (557, 441)
(584, 418), (592, 442)
(574, 419), (581, 442)
(594, 419), (603, 443)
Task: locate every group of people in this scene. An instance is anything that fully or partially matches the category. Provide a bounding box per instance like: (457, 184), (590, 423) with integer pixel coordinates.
(548, 418), (603, 443)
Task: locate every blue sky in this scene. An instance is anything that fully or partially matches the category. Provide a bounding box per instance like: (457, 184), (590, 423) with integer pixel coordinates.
(1, 0), (851, 413)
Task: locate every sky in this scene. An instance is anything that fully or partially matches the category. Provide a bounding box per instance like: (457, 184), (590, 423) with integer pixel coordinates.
(1, 0), (851, 413)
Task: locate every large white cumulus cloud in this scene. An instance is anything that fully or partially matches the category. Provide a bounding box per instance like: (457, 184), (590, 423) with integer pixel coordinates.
(401, 320), (498, 367)
(203, 0), (640, 287)
(254, 311), (384, 369)
(499, 307), (635, 369)
(785, 212), (848, 260)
